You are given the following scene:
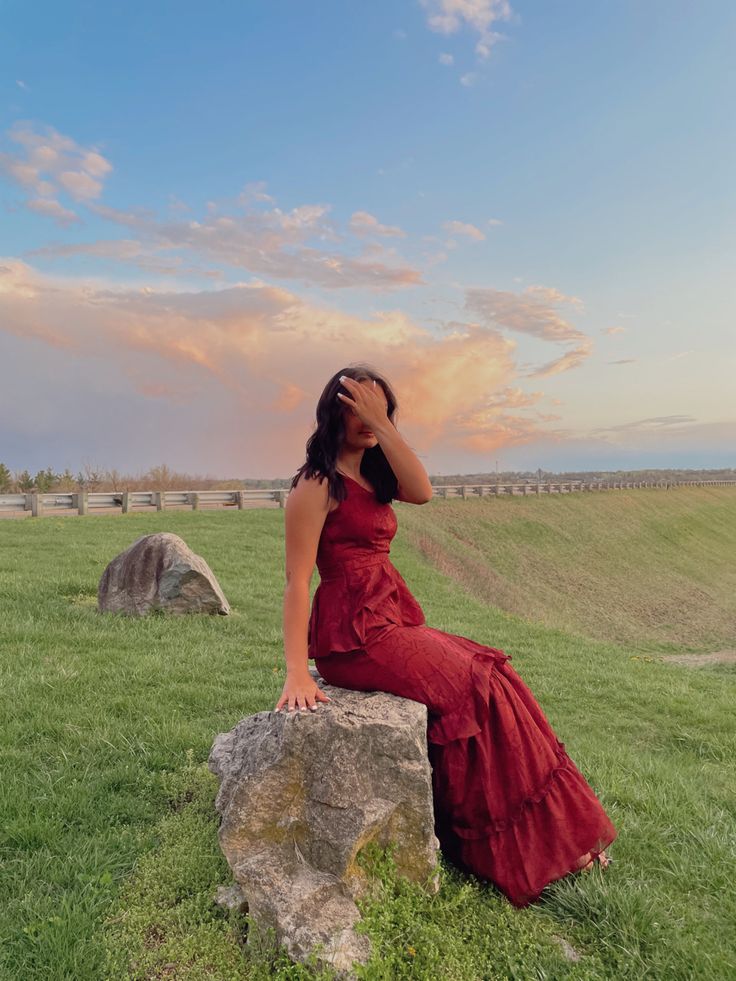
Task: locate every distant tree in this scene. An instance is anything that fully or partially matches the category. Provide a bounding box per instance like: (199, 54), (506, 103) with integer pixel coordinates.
(33, 467), (59, 492)
(0, 463), (11, 492)
(146, 464), (177, 489)
(78, 461), (103, 490)
(57, 469), (77, 490)
(16, 469), (34, 492)
(105, 468), (125, 492)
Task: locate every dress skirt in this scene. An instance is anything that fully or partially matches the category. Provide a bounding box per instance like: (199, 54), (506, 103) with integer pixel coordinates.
(315, 622), (617, 908)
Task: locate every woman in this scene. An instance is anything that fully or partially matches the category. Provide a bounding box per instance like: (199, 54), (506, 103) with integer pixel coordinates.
(275, 364), (616, 907)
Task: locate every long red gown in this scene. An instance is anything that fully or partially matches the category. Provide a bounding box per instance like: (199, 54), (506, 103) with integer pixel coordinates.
(308, 473), (617, 907)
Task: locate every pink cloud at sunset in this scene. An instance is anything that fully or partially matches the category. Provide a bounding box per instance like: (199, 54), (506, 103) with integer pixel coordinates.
(3, 0), (733, 482)
(0, 258), (574, 471)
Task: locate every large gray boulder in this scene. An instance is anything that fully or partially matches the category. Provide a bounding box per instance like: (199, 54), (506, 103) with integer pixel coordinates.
(208, 666), (440, 977)
(98, 532), (230, 616)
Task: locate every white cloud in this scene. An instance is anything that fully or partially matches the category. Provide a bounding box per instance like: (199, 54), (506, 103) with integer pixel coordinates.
(80, 151), (113, 179)
(349, 211), (406, 238)
(466, 284), (592, 377)
(483, 386), (544, 409)
(443, 220), (485, 241)
(42, 172), (410, 289)
(57, 168), (104, 200)
(0, 121), (112, 221)
(26, 197), (79, 226)
(439, 52), (454, 65)
(590, 415), (697, 435)
(527, 342), (593, 378)
(525, 285), (584, 309)
(460, 72), (478, 87)
(237, 181), (274, 205)
(421, 0), (513, 60)
(167, 194), (191, 214)
(31, 189), (421, 291)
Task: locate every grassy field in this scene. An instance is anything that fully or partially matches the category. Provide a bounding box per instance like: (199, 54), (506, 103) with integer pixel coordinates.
(1, 488), (735, 979)
(399, 486), (736, 653)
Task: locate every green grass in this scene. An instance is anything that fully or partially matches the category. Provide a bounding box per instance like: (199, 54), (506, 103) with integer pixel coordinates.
(1, 497), (735, 979)
(399, 486), (736, 652)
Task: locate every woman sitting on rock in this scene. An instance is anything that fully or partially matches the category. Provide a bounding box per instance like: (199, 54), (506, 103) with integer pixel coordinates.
(275, 364), (615, 907)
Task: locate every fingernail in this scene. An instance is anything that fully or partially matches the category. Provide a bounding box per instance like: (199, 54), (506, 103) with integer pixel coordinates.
(339, 375), (346, 381)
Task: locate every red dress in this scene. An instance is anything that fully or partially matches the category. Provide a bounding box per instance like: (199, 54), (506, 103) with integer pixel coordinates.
(309, 474), (617, 907)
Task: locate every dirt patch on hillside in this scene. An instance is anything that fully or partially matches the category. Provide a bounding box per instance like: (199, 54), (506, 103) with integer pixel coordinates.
(660, 650), (736, 667)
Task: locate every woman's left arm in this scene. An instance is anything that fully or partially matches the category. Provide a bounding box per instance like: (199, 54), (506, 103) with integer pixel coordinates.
(371, 419), (433, 504)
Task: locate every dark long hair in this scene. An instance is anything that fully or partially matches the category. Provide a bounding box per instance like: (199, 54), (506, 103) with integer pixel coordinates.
(291, 364), (400, 505)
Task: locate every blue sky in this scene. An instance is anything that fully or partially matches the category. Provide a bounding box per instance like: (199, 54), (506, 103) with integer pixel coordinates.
(1, 0), (734, 477)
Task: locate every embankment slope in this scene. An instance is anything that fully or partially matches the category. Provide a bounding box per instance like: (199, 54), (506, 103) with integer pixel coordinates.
(398, 486), (736, 652)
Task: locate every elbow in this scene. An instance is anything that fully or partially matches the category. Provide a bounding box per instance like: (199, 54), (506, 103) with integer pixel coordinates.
(284, 569), (312, 590)
(396, 480), (433, 505)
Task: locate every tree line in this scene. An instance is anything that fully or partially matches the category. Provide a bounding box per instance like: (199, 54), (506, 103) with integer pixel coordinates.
(1, 461), (734, 495)
(0, 463), (243, 494)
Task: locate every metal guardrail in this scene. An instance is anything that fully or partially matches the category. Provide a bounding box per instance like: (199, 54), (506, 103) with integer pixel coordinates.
(0, 488), (288, 516)
(1, 480), (734, 517)
(432, 479), (736, 498)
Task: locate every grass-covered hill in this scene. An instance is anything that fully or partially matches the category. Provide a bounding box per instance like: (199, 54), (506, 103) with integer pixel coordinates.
(1, 489), (735, 979)
(400, 485), (736, 653)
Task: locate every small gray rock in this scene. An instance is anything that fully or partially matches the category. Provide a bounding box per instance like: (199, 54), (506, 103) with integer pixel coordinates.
(98, 532), (230, 616)
(553, 935), (582, 962)
(214, 883), (248, 913)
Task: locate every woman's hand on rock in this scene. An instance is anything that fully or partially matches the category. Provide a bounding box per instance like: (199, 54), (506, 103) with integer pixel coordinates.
(275, 670), (331, 713)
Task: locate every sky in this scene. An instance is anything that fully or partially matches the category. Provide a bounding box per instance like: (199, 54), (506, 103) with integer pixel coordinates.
(1, 0), (734, 478)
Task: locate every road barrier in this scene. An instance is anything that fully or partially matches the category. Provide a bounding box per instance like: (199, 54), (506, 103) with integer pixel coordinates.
(1, 479), (734, 518)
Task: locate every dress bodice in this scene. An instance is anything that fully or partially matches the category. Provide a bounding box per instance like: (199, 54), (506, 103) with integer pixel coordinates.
(307, 474), (425, 658)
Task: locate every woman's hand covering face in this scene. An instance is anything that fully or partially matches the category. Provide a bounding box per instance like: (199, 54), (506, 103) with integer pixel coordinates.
(336, 376), (389, 431)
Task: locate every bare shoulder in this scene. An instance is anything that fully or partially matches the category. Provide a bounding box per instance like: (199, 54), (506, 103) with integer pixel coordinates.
(284, 473), (333, 582)
(287, 471), (333, 515)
